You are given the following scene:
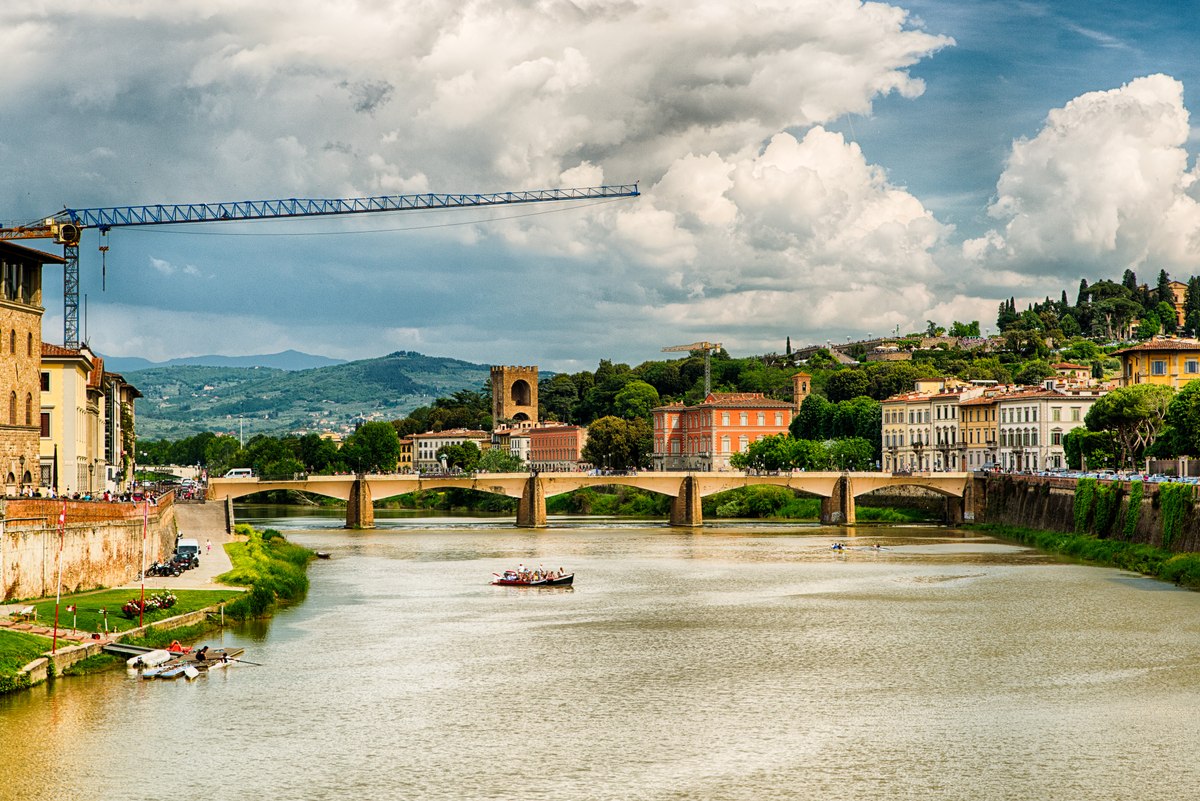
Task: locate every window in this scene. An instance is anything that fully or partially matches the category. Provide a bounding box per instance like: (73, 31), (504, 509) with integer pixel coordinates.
(739, 413), (748, 426)
(8, 391), (14, 424)
(756, 412), (764, 426)
(1051, 430), (1062, 446)
(8, 330), (13, 354)
(1052, 407), (1061, 422)
(1072, 408), (1081, 422)
(721, 436), (730, 453)
(738, 435), (748, 452)
(40, 372), (49, 392)
(40, 412), (50, 438)
(26, 332), (32, 357)
(774, 413), (782, 426)
(1187, 360), (1199, 374)
(24, 393), (31, 426)
(1152, 360), (1168, 376)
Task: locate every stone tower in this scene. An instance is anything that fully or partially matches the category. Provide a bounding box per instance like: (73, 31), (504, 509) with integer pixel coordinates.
(792, 371), (812, 413)
(491, 365), (538, 424)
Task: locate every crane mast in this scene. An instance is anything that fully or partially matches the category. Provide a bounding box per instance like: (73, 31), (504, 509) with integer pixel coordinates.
(662, 340), (722, 396)
(0, 183), (639, 348)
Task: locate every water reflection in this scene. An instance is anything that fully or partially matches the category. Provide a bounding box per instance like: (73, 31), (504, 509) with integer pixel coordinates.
(2, 518), (1199, 801)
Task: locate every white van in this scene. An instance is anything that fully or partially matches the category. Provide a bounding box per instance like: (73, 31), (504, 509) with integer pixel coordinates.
(224, 468), (254, 478)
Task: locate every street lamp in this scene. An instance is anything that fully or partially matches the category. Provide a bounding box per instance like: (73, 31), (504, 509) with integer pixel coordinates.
(88, 462), (94, 493)
(18, 454), (25, 495)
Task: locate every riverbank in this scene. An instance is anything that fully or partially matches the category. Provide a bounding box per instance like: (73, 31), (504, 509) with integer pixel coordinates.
(0, 523), (314, 695)
(977, 523), (1200, 590)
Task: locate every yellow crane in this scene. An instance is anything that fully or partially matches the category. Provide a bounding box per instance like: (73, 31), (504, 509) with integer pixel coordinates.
(662, 341), (722, 396)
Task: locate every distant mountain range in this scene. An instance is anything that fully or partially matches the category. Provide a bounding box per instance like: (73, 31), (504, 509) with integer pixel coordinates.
(102, 349), (346, 373)
(125, 351), (491, 440)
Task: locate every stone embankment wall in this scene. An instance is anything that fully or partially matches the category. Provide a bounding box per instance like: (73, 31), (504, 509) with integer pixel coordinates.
(0, 495), (178, 601)
(975, 475), (1200, 553)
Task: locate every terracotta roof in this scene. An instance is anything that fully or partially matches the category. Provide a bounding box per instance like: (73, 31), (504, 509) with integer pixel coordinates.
(1051, 362), (1089, 369)
(0, 240), (66, 264)
(959, 395), (999, 406)
(88, 356), (105, 388)
(653, 392), (795, 412)
(412, 428), (490, 439)
(41, 342), (82, 358)
(1113, 338), (1200, 355)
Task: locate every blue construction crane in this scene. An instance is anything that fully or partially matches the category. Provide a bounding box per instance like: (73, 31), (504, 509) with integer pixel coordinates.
(0, 183), (639, 347)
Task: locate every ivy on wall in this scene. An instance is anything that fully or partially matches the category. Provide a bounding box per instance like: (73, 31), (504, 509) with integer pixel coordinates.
(1123, 481), (1143, 539)
(1159, 482), (1193, 550)
(1074, 478), (1096, 534)
(1092, 483), (1121, 538)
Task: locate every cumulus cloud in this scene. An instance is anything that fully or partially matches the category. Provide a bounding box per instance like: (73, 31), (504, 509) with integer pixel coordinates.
(0, 1), (972, 362)
(966, 74), (1200, 278)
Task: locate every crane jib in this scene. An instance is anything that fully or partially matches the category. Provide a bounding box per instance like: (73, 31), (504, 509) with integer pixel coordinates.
(56, 184), (640, 229)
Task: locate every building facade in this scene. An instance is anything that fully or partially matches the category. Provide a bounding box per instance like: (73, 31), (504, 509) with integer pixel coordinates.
(1, 241), (62, 495)
(881, 378), (979, 472)
(39, 344), (105, 494)
(528, 424), (587, 471)
(412, 429), (491, 472)
(1114, 337), (1200, 389)
(995, 389), (1101, 471)
(651, 392), (796, 471)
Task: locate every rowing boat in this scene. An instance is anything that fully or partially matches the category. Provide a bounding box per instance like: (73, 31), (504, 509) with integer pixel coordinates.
(491, 572), (574, 587)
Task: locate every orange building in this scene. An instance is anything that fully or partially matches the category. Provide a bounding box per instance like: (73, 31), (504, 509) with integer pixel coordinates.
(651, 392), (795, 471)
(528, 424), (587, 471)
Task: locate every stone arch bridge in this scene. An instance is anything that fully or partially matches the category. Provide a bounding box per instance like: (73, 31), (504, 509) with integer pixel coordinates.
(207, 471), (974, 529)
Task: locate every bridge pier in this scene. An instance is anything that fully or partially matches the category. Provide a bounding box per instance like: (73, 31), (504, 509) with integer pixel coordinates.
(346, 478), (375, 529)
(516, 476), (546, 528)
(668, 476), (703, 527)
(820, 474), (856, 525)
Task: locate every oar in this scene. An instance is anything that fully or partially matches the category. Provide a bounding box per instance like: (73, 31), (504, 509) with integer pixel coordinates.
(226, 657), (264, 666)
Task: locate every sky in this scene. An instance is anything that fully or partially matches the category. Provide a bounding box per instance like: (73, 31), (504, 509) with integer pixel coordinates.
(2, 0), (1200, 372)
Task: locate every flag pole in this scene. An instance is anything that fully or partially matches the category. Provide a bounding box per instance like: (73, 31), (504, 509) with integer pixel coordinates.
(52, 499), (66, 654)
(139, 498), (149, 628)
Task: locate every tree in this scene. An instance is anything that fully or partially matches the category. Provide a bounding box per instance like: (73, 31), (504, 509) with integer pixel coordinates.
(539, 374), (579, 423)
(949, 320), (981, 337)
(1156, 269), (1172, 304)
(1122, 268), (1139, 294)
(613, 380), (661, 420)
(826, 437), (875, 470)
(1014, 360), (1054, 386)
(437, 441), (481, 473)
(1137, 311), (1160, 339)
(1063, 429), (1116, 470)
(1077, 278), (1089, 307)
(1164, 381), (1200, 456)
(1155, 301), (1178, 334)
(582, 416), (652, 470)
(791, 394), (832, 440)
(1059, 313), (1081, 338)
(341, 421), (401, 473)
(925, 320), (945, 337)
(1084, 384), (1175, 466)
(477, 446), (523, 473)
(824, 369), (869, 403)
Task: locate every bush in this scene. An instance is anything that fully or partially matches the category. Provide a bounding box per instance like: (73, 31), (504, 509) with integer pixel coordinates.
(218, 526), (313, 620)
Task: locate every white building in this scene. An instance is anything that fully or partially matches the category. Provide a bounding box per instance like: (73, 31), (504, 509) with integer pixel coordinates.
(995, 388), (1103, 471)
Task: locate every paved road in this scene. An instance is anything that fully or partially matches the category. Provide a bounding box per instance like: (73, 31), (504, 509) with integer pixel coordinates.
(118, 503), (243, 592)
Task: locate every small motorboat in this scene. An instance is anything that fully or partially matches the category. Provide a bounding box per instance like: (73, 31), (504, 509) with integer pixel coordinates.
(315, 551), (331, 559)
(491, 571), (574, 587)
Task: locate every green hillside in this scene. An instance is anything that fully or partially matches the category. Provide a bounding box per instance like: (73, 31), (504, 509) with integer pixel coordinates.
(132, 351), (490, 439)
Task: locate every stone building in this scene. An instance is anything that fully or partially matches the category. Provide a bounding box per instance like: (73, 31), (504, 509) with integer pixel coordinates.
(651, 392), (796, 471)
(491, 365), (538, 423)
(1, 241), (63, 495)
(528, 424), (587, 471)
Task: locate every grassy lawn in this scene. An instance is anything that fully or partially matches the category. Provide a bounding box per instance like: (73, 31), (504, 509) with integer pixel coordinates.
(219, 527), (312, 618)
(0, 629), (52, 676)
(28, 589), (240, 636)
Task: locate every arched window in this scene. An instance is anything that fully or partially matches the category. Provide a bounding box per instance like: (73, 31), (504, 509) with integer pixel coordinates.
(25, 393), (32, 426)
(8, 329), (14, 354)
(26, 332), (32, 357)
(8, 391), (15, 424)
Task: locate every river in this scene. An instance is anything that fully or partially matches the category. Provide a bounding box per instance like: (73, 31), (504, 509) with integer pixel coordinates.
(2, 511), (1199, 801)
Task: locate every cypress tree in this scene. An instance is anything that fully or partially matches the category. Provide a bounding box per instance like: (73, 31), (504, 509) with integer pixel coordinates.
(1077, 278), (1089, 306)
(1157, 269), (1172, 302)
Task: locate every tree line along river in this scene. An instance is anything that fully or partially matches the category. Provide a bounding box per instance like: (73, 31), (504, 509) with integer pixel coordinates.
(2, 508), (1198, 801)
